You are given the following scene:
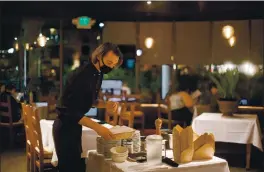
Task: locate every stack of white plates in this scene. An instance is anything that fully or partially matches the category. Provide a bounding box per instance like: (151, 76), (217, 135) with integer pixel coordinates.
(96, 136), (121, 158)
(132, 130), (141, 153)
(96, 137), (104, 155)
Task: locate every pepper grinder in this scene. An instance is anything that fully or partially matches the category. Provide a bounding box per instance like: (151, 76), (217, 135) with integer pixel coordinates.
(155, 118), (167, 158)
(155, 118), (162, 135)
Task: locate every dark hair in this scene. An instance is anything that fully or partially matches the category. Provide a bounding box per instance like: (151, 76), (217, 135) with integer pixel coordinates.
(177, 75), (199, 92)
(5, 83), (16, 91)
(91, 42), (123, 67)
(178, 75), (191, 92)
(209, 82), (217, 90)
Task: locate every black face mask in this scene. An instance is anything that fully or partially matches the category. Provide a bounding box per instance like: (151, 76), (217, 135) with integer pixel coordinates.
(100, 65), (112, 74)
(100, 58), (113, 74)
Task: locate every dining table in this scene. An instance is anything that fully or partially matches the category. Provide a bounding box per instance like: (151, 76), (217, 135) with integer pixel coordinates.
(40, 118), (113, 166)
(192, 113), (263, 169)
(86, 150), (230, 172)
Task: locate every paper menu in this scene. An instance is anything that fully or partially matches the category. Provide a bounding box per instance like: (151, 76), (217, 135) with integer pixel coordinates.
(109, 125), (134, 134)
(91, 118), (100, 123)
(191, 90), (202, 99)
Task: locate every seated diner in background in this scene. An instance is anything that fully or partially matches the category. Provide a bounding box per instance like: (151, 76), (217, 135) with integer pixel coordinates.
(0, 83), (22, 123)
(164, 75), (198, 126)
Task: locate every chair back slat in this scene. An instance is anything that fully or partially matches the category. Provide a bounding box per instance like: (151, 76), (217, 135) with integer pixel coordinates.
(0, 102), (8, 107)
(0, 112), (9, 117)
(21, 104), (34, 145)
(119, 103), (135, 128)
(105, 108), (119, 126)
(31, 107), (44, 161)
(0, 96), (13, 124)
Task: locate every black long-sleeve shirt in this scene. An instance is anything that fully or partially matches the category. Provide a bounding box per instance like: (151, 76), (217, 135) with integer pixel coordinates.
(56, 62), (103, 124)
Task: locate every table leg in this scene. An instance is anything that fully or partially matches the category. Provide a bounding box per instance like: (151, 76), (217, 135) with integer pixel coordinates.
(246, 144), (251, 170)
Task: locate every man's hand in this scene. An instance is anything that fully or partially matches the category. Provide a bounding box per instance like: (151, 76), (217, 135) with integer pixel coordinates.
(95, 125), (116, 140)
(106, 101), (119, 113)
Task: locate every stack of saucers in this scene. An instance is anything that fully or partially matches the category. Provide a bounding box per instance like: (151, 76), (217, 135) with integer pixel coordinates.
(96, 136), (121, 158)
(132, 130), (141, 153)
(96, 137), (104, 155)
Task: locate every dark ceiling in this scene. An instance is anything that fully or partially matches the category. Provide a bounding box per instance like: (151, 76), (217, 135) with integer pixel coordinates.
(1, 1), (264, 49)
(1, 1), (264, 22)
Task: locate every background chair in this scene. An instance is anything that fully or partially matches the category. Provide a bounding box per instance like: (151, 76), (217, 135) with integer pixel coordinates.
(0, 97), (23, 148)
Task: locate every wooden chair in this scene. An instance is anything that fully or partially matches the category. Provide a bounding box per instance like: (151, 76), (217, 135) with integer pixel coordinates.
(119, 102), (145, 132)
(38, 96), (57, 120)
(104, 94), (124, 126)
(157, 99), (186, 130)
(31, 107), (54, 172)
(0, 96), (23, 148)
(105, 107), (119, 126)
(130, 102), (145, 131)
(105, 94), (124, 102)
(21, 103), (34, 172)
(118, 103), (134, 128)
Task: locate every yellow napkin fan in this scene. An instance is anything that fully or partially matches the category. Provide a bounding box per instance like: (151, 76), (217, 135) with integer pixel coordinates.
(172, 125), (215, 163)
(173, 125), (194, 163)
(193, 132), (215, 160)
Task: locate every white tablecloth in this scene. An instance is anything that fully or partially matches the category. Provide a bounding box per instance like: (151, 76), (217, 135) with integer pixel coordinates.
(40, 119), (113, 166)
(86, 150), (230, 172)
(192, 113), (263, 151)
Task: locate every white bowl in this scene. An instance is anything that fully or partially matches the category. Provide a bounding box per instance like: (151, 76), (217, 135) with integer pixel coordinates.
(112, 155), (128, 163)
(110, 146), (128, 163)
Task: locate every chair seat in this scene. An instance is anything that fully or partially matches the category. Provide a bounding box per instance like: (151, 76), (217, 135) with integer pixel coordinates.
(35, 159), (54, 168)
(0, 121), (23, 127)
(44, 148), (53, 159)
(35, 147), (53, 159)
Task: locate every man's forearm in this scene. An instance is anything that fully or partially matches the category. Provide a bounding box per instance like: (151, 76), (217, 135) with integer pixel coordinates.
(78, 116), (102, 131)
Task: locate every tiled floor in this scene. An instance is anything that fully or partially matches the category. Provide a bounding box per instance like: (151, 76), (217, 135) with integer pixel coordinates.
(0, 149), (262, 172)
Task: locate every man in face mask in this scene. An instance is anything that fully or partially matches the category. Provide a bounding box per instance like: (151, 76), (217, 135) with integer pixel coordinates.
(53, 42), (123, 172)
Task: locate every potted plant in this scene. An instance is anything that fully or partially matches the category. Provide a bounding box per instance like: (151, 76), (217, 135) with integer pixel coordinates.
(208, 68), (239, 116)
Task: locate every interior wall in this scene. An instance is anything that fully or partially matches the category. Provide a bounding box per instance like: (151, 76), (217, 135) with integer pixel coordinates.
(103, 20), (264, 65)
(103, 22), (136, 45)
(139, 22), (173, 65)
(212, 20), (250, 64)
(175, 21), (211, 65)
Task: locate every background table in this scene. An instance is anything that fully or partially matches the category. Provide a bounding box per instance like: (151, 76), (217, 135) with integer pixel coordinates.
(192, 113), (263, 169)
(86, 150), (230, 172)
(40, 119), (113, 166)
